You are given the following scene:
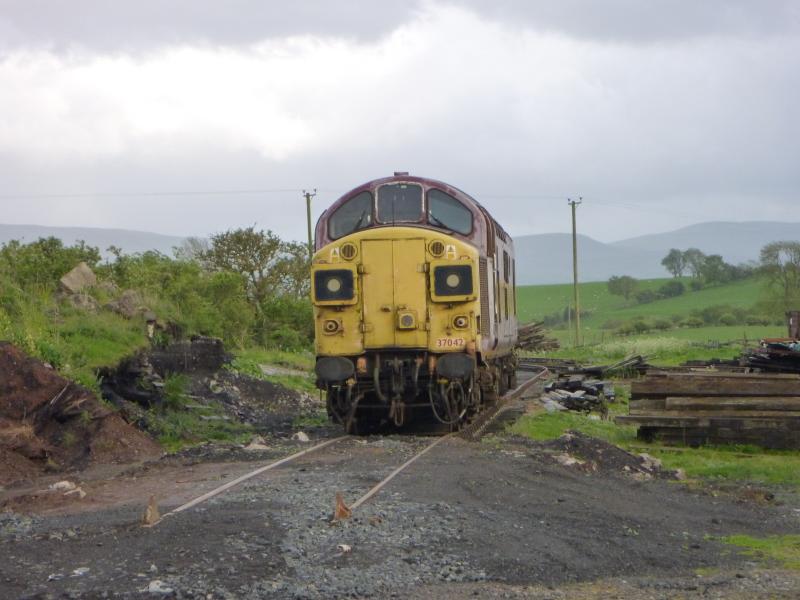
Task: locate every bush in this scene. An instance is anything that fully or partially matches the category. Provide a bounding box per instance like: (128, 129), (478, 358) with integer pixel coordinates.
(719, 313), (738, 326)
(653, 318), (673, 331)
(745, 315), (770, 326)
(635, 290), (659, 304)
(684, 317), (704, 328)
(658, 280), (685, 298)
(690, 279), (705, 292)
(615, 322), (637, 336)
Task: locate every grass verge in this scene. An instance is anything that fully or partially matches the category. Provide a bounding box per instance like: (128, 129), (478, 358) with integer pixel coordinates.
(229, 348), (317, 394)
(721, 535), (800, 570)
(511, 411), (800, 488)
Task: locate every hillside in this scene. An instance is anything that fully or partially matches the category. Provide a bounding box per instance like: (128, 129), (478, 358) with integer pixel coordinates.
(516, 276), (785, 348)
(514, 220), (800, 284)
(612, 221), (800, 265)
(0, 224), (186, 257)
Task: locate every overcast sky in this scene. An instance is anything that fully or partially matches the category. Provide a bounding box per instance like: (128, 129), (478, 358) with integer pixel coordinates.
(0, 0), (798, 243)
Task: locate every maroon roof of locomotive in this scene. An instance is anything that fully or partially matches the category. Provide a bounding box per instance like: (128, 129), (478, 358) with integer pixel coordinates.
(314, 174), (511, 256)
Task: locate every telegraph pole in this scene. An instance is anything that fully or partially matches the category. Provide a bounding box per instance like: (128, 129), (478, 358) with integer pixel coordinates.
(303, 189), (316, 259)
(568, 197), (583, 347)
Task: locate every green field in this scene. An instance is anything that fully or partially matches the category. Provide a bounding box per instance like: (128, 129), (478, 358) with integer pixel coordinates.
(516, 276), (784, 355)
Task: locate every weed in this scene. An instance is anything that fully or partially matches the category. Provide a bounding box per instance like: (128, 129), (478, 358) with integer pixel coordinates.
(720, 535), (800, 570)
(162, 373), (189, 410)
(292, 411), (329, 429)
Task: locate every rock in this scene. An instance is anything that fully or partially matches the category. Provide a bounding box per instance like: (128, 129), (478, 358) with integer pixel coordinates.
(67, 293), (99, 313)
(292, 432), (311, 443)
(553, 453), (584, 467)
(59, 262), (97, 294)
(64, 486), (87, 499)
(337, 544), (352, 554)
(674, 468), (687, 480)
(105, 289), (145, 319)
(97, 280), (120, 295)
(638, 453), (663, 471)
(146, 580), (174, 595)
(245, 436), (269, 451)
(71, 567), (90, 577)
(49, 481), (77, 492)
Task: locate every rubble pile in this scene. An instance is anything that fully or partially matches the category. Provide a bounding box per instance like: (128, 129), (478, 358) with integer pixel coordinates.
(515, 322), (560, 352)
(536, 431), (680, 480)
(744, 340), (800, 373)
(0, 343), (161, 486)
(541, 375), (614, 414)
(100, 337), (321, 437)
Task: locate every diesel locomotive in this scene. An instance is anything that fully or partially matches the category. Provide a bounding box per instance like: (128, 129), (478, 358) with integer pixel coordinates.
(312, 173), (518, 433)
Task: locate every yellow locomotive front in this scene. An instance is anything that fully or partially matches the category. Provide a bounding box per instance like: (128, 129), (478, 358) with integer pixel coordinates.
(311, 175), (515, 433)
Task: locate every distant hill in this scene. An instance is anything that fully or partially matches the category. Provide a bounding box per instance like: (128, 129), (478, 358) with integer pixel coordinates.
(514, 233), (668, 285)
(0, 224), (186, 257)
(515, 221), (800, 285)
(3, 220), (798, 284)
(611, 221), (800, 265)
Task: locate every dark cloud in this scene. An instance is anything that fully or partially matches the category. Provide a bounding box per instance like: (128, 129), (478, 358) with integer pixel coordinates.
(1, 0), (798, 54)
(0, 0), (416, 52)
(454, 0), (800, 42)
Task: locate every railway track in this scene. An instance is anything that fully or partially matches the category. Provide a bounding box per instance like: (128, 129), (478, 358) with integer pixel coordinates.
(148, 366), (549, 528)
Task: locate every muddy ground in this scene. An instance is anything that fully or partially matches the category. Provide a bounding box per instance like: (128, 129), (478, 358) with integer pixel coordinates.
(2, 415), (800, 599)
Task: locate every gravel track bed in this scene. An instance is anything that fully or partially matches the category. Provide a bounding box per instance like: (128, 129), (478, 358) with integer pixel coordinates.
(1, 433), (799, 598)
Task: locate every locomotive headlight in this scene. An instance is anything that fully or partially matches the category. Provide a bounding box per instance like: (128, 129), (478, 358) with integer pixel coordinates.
(313, 268), (356, 304)
(326, 277), (342, 293)
(433, 265), (473, 298)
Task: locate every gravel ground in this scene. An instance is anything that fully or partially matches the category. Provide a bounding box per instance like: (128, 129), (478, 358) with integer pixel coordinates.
(2, 431), (799, 599)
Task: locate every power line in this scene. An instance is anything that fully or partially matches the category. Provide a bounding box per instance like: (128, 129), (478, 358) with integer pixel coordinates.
(0, 188), (308, 200)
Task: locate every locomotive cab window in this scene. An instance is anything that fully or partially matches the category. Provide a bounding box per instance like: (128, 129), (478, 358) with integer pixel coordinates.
(428, 189), (472, 235)
(377, 183), (423, 223)
(329, 192), (373, 240)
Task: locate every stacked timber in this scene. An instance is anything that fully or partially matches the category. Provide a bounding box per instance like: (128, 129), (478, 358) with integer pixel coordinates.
(516, 322), (560, 352)
(616, 372), (800, 449)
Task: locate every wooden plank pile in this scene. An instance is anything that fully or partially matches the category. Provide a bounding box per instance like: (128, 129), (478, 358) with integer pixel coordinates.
(616, 372), (800, 449)
(542, 375), (615, 413)
(516, 322), (560, 352)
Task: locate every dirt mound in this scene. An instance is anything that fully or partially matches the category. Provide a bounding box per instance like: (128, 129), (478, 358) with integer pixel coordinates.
(531, 430), (678, 480)
(0, 343), (161, 486)
(197, 371), (320, 435)
(101, 338), (321, 438)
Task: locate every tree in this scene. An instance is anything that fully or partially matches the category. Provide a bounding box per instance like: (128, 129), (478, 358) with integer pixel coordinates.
(661, 248), (686, 278)
(607, 275), (638, 300)
(202, 227), (311, 306)
(0, 237), (101, 288)
(203, 227), (284, 306)
(760, 241), (800, 309)
(682, 248), (706, 278)
(699, 254), (733, 285)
